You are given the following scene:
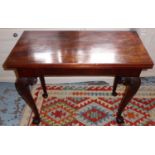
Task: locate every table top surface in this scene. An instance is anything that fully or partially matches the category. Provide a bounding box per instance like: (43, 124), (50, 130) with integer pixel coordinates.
(4, 31), (154, 69)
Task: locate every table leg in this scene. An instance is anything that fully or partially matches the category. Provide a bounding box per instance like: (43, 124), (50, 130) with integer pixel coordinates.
(112, 76), (121, 96)
(39, 76), (48, 98)
(15, 77), (40, 125)
(116, 77), (141, 124)
(29, 77), (38, 85)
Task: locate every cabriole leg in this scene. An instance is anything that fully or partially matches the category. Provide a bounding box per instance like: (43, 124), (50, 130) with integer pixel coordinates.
(116, 77), (141, 124)
(15, 77), (40, 125)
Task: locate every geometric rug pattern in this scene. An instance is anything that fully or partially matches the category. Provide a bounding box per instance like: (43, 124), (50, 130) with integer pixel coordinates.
(20, 84), (155, 126)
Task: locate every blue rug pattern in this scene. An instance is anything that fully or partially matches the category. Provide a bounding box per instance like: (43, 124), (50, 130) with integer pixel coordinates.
(0, 83), (25, 125)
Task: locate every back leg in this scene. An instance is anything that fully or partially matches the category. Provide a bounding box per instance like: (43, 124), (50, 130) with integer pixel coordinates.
(112, 76), (121, 96)
(39, 76), (48, 98)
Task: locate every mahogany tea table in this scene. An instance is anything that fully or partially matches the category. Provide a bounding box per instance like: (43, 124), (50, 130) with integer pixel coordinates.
(3, 31), (154, 125)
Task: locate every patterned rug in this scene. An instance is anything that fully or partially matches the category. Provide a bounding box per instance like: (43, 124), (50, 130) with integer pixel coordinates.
(20, 84), (155, 126)
(0, 83), (25, 125)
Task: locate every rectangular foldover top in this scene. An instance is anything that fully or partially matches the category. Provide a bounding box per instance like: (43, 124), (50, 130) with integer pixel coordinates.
(4, 31), (154, 69)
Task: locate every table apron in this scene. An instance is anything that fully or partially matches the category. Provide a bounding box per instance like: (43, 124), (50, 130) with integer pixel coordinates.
(16, 68), (142, 77)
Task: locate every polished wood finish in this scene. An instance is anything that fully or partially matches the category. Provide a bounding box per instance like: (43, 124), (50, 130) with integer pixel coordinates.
(4, 31), (153, 70)
(15, 77), (40, 124)
(39, 76), (48, 98)
(3, 31), (154, 125)
(112, 76), (141, 123)
(17, 68), (142, 77)
(112, 76), (122, 96)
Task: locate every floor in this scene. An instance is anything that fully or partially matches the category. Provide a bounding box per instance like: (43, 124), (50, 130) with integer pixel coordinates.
(0, 83), (25, 125)
(0, 77), (155, 126)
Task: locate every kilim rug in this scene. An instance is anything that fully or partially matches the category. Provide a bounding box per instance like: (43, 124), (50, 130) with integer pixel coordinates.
(20, 83), (155, 126)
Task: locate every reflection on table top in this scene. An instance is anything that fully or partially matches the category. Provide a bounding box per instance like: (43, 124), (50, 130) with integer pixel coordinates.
(4, 31), (154, 69)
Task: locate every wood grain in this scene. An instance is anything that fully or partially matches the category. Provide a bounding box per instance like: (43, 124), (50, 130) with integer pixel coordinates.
(3, 31), (154, 70)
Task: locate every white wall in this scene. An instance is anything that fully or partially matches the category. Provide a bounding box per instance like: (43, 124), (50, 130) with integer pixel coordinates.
(136, 28), (155, 76)
(0, 29), (23, 82)
(0, 28), (154, 84)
